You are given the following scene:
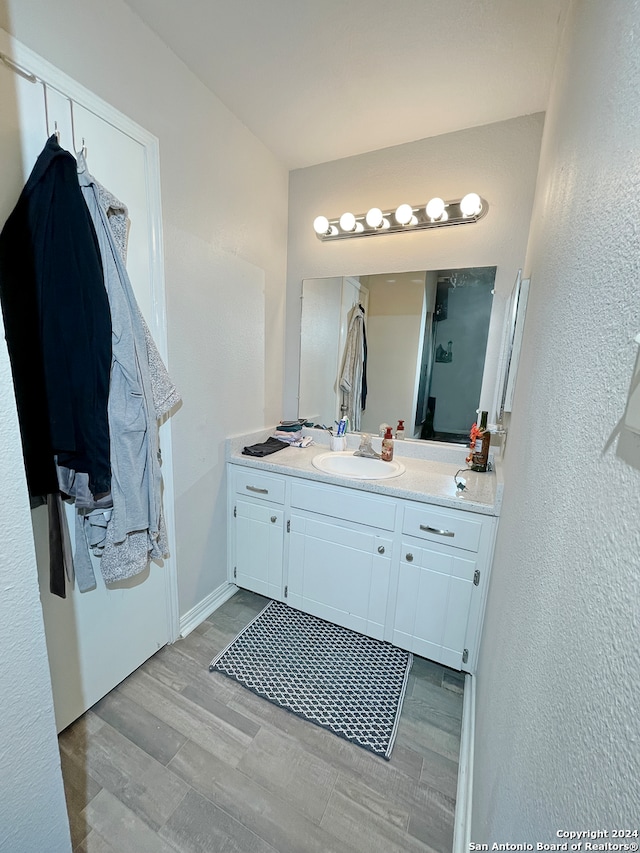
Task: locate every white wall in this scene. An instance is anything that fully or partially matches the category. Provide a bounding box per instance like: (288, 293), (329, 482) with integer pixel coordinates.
(473, 0), (640, 836)
(285, 114), (545, 422)
(0, 359), (70, 850)
(1, 0), (289, 617)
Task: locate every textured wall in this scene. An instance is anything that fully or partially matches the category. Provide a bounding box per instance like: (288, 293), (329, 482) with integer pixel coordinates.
(285, 114), (545, 421)
(3, 0), (289, 615)
(473, 0), (640, 837)
(0, 339), (71, 850)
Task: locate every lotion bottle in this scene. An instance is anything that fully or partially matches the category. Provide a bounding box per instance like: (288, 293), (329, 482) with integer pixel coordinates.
(471, 411), (490, 472)
(381, 426), (394, 461)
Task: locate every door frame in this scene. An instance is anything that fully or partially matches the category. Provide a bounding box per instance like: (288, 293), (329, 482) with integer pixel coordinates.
(0, 27), (180, 642)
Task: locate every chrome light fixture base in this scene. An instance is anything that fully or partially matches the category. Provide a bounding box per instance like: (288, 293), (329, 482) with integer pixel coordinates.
(313, 195), (488, 241)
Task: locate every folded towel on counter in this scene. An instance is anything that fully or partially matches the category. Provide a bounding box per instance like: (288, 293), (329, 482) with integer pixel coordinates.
(291, 436), (314, 448)
(242, 437), (289, 457)
(276, 418), (315, 432)
(272, 432), (314, 448)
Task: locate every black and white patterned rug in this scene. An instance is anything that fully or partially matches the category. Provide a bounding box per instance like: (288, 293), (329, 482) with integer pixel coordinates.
(209, 599), (412, 759)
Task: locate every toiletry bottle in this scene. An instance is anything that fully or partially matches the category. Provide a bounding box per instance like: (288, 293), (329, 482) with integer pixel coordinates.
(381, 426), (394, 461)
(395, 419), (405, 440)
(471, 411), (491, 472)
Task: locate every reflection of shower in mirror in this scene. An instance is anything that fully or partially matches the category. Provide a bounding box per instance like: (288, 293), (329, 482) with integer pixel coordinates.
(435, 342), (453, 363)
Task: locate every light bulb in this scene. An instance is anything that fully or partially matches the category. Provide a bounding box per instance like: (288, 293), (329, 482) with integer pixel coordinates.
(313, 215), (330, 235)
(365, 207), (384, 228)
(395, 203), (414, 225)
(460, 193), (482, 217)
(426, 197), (445, 221)
(339, 212), (356, 232)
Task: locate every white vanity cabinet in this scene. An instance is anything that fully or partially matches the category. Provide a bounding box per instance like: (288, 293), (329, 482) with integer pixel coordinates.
(287, 480), (397, 640)
(229, 467), (286, 601)
(227, 460), (498, 673)
(392, 503), (497, 671)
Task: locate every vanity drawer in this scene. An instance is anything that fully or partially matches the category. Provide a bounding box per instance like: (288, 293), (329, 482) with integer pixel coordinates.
(234, 468), (285, 504)
(402, 504), (483, 552)
(290, 480), (397, 531)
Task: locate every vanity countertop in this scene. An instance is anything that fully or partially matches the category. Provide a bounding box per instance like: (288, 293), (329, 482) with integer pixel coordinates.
(227, 429), (503, 516)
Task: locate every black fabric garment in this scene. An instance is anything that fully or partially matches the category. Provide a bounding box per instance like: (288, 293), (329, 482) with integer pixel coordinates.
(47, 493), (68, 598)
(0, 135), (112, 500)
(360, 304), (368, 412)
(242, 437), (289, 457)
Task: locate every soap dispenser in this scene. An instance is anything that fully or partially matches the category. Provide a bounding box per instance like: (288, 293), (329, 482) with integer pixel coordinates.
(395, 420), (405, 440)
(381, 426), (394, 461)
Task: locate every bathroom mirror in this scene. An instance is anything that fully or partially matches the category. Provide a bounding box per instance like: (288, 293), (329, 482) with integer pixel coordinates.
(299, 266), (496, 443)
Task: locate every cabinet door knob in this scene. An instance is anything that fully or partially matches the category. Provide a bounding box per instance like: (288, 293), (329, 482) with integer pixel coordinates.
(405, 553), (414, 562)
(271, 515), (277, 523)
(377, 545), (385, 554)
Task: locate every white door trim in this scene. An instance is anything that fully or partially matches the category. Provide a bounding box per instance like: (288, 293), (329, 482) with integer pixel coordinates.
(0, 27), (180, 642)
(453, 672), (476, 853)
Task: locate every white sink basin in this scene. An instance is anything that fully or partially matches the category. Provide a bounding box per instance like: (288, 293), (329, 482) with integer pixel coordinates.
(312, 451), (406, 480)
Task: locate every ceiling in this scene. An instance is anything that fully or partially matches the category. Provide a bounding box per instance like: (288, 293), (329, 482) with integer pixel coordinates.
(124, 0), (569, 170)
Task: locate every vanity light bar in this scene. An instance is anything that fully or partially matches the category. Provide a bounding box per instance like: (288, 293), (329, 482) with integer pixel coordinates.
(313, 193), (488, 241)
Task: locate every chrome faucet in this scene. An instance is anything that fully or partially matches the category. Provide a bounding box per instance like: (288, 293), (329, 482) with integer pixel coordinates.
(354, 434), (381, 458)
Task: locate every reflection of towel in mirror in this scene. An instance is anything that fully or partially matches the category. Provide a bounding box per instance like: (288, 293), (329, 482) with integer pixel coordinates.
(339, 305), (365, 431)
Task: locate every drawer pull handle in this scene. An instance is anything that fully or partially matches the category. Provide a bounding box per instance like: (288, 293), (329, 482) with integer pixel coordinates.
(377, 545), (385, 554)
(246, 485), (268, 494)
(420, 524), (454, 537)
(271, 515), (277, 523)
(406, 553), (414, 562)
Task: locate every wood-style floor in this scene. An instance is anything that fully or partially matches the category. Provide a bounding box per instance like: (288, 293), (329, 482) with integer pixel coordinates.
(59, 588), (464, 853)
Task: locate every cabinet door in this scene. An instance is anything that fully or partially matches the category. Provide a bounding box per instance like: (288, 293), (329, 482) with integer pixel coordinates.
(392, 540), (476, 670)
(234, 498), (284, 600)
(287, 513), (391, 640)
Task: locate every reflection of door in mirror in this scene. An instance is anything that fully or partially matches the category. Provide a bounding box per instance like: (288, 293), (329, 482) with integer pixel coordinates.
(299, 267), (495, 442)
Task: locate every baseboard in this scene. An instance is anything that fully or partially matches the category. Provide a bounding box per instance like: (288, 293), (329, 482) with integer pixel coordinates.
(178, 581), (238, 638)
(453, 672), (475, 853)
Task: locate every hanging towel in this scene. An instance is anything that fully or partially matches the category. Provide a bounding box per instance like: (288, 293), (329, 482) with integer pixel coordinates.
(0, 135), (112, 501)
(0, 136), (113, 597)
(338, 304), (365, 431)
(84, 156), (180, 419)
(67, 157), (179, 583)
